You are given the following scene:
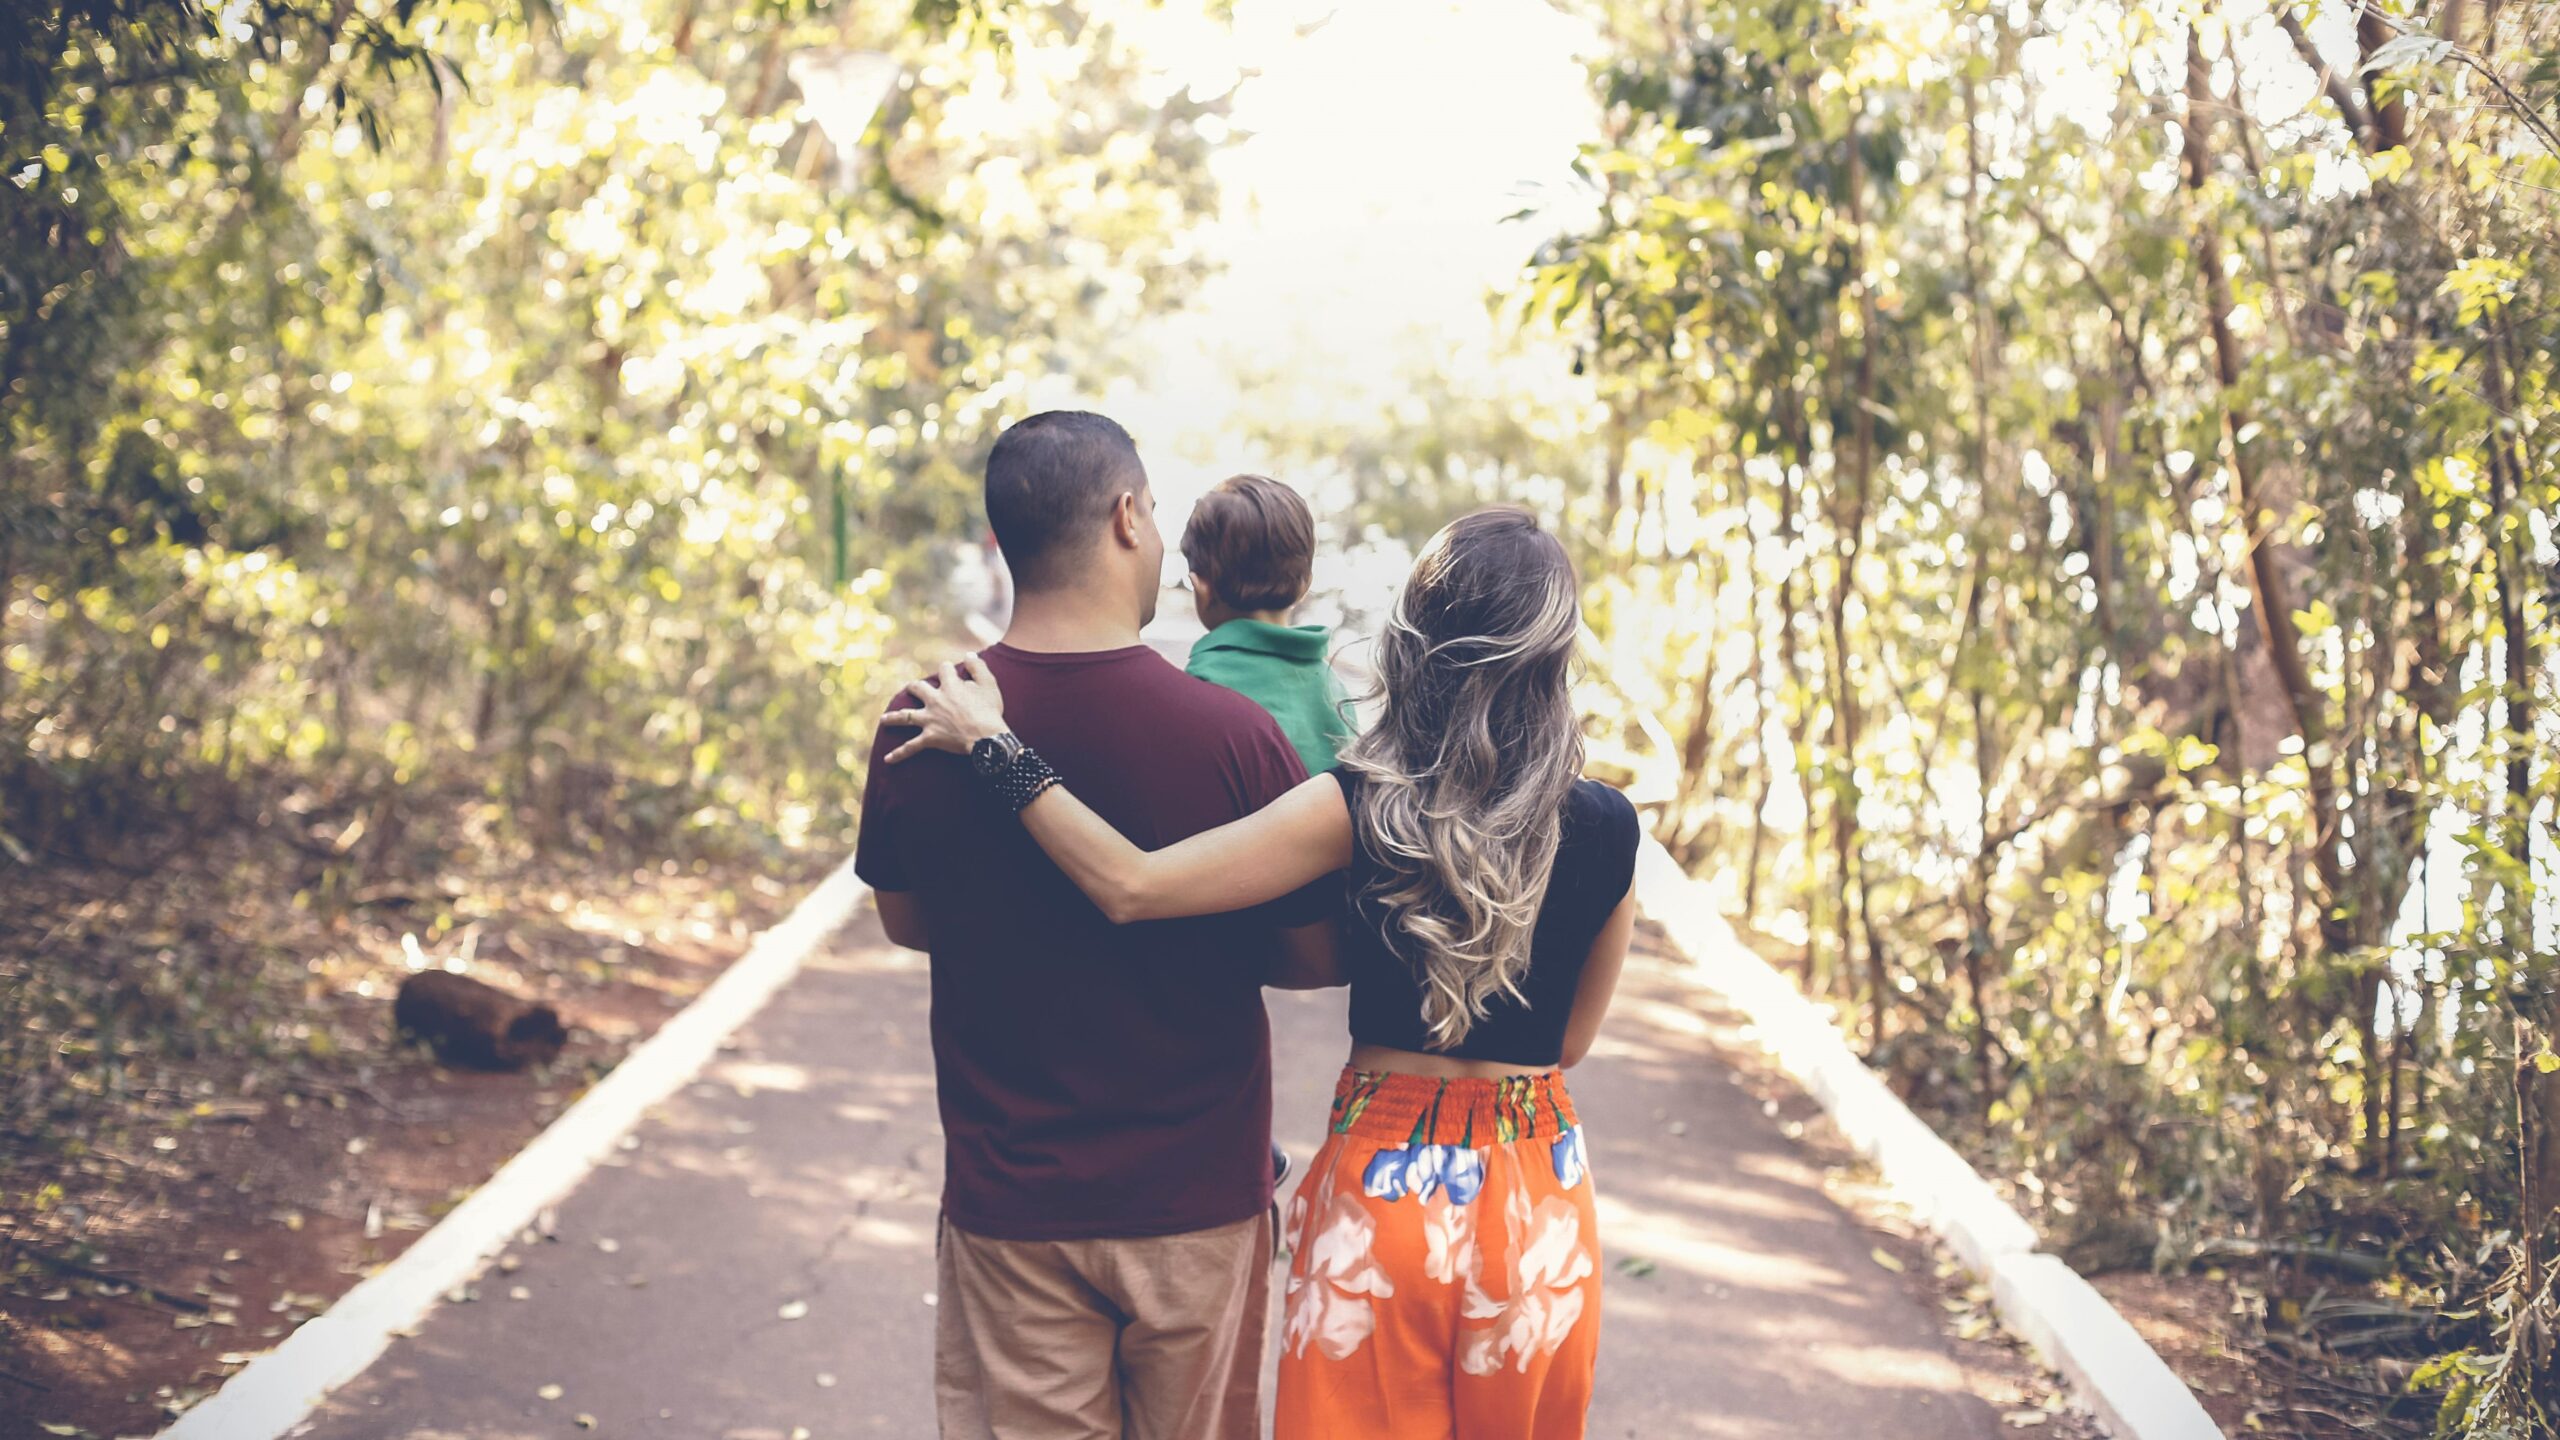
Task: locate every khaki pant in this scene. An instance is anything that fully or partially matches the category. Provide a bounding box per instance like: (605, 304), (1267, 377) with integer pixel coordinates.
(935, 1210), (1272, 1440)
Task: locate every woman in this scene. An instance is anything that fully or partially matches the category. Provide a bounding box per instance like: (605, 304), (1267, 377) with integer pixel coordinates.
(885, 508), (1639, 1440)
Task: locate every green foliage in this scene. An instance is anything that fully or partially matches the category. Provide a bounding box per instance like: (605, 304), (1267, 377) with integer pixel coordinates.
(2, 0), (1226, 856)
(1519, 0), (2557, 1428)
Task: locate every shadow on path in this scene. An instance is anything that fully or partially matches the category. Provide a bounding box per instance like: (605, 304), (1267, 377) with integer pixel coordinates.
(305, 904), (2006, 1439)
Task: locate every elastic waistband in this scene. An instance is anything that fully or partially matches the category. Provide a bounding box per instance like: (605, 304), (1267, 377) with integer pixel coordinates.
(1326, 1067), (1579, 1147)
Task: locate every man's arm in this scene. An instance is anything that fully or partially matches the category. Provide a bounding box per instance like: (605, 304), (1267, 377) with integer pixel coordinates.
(855, 705), (925, 948)
(875, 890), (930, 952)
(1265, 918), (1343, 990)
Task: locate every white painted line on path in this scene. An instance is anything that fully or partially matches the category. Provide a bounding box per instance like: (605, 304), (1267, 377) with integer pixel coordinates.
(161, 861), (872, 1440)
(1632, 839), (2223, 1440)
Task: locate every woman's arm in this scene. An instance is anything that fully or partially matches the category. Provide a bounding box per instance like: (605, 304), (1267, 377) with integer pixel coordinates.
(1558, 887), (1636, 1068)
(882, 658), (1353, 922)
(1021, 771), (1351, 923)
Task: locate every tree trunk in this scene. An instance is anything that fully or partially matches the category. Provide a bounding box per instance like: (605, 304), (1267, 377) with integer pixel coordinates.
(1743, 515), (1777, 921)
(2354, 7), (2412, 151)
(2182, 24), (2361, 1002)
(1743, 679), (1774, 920)
(1774, 368), (1827, 995)
(1837, 107), (1882, 1049)
(1960, 52), (2002, 1109)
(1673, 542), (1729, 857)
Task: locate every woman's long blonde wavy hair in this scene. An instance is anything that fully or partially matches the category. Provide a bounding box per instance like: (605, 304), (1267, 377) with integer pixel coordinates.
(1339, 508), (1585, 1048)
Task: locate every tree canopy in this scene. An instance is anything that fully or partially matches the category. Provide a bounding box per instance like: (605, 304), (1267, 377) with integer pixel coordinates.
(3, 0), (1227, 858)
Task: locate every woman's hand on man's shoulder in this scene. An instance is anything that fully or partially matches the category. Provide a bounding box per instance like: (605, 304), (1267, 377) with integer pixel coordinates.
(880, 654), (1011, 763)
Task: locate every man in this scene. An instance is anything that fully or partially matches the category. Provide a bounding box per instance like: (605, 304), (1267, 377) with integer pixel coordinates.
(855, 411), (1338, 1440)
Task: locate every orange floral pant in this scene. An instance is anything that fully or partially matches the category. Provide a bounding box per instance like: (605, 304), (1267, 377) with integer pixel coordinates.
(1275, 1068), (1602, 1440)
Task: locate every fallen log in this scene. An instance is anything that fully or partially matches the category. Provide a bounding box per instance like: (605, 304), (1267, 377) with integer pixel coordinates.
(393, 971), (567, 1071)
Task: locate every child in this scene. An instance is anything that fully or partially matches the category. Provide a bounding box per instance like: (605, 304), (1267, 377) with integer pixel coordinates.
(1181, 473), (1349, 1199)
(1179, 474), (1352, 776)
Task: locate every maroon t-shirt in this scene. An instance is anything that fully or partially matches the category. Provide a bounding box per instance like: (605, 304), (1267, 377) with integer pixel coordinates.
(854, 642), (1318, 1241)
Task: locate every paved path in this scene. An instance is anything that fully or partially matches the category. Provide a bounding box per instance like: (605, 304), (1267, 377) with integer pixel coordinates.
(305, 902), (2007, 1439)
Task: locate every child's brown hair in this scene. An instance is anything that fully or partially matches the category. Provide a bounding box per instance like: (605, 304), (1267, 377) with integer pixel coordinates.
(1180, 474), (1315, 613)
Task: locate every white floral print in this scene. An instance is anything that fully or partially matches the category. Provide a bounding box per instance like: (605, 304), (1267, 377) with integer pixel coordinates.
(1284, 1191), (1396, 1362)
(1421, 1188), (1481, 1288)
(1461, 1282), (1590, 1376)
(1457, 1191), (1597, 1376)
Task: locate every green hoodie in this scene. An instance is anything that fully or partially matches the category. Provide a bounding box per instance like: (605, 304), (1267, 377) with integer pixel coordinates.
(1187, 619), (1354, 776)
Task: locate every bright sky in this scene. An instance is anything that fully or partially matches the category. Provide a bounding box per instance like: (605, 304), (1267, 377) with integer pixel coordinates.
(1027, 0), (1602, 522)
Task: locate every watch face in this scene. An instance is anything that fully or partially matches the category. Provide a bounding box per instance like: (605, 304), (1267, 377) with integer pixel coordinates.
(970, 733), (1015, 775)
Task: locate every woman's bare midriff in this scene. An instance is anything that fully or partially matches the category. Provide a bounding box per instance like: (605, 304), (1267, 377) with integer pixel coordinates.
(1346, 1041), (1559, 1081)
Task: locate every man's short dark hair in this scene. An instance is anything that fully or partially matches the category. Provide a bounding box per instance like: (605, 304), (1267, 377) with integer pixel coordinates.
(1180, 474), (1315, 613)
(984, 411), (1144, 590)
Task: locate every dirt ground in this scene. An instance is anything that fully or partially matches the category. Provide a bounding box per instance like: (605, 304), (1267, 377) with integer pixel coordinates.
(0, 817), (818, 1440)
(4, 836), (2426, 1440)
(1726, 928), (2450, 1440)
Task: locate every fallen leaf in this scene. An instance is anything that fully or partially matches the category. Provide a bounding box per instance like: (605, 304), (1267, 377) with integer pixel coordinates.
(2003, 1411), (2050, 1429)
(574, 1415), (596, 1430)
(1870, 1248), (1906, 1274)
(1614, 1256), (1657, 1279)
(537, 1383), (564, 1401)
(778, 1299), (809, 1321)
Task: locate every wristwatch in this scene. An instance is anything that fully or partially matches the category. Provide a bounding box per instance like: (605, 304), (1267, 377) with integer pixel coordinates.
(969, 731), (1026, 777)
(966, 730), (1061, 813)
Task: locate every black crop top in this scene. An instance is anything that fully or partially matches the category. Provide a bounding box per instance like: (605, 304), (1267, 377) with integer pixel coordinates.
(1333, 769), (1641, 1067)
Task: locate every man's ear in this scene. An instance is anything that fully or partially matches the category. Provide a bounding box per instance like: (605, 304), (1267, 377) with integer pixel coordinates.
(1110, 491), (1142, 550)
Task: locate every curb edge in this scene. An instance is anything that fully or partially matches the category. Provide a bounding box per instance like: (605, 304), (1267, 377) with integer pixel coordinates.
(1631, 839), (2223, 1440)
(159, 861), (872, 1440)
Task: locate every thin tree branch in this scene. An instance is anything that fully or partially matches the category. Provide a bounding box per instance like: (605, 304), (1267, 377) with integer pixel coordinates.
(2274, 3), (2377, 143)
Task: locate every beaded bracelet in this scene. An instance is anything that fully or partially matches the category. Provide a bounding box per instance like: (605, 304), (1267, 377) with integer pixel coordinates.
(986, 745), (1062, 814)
